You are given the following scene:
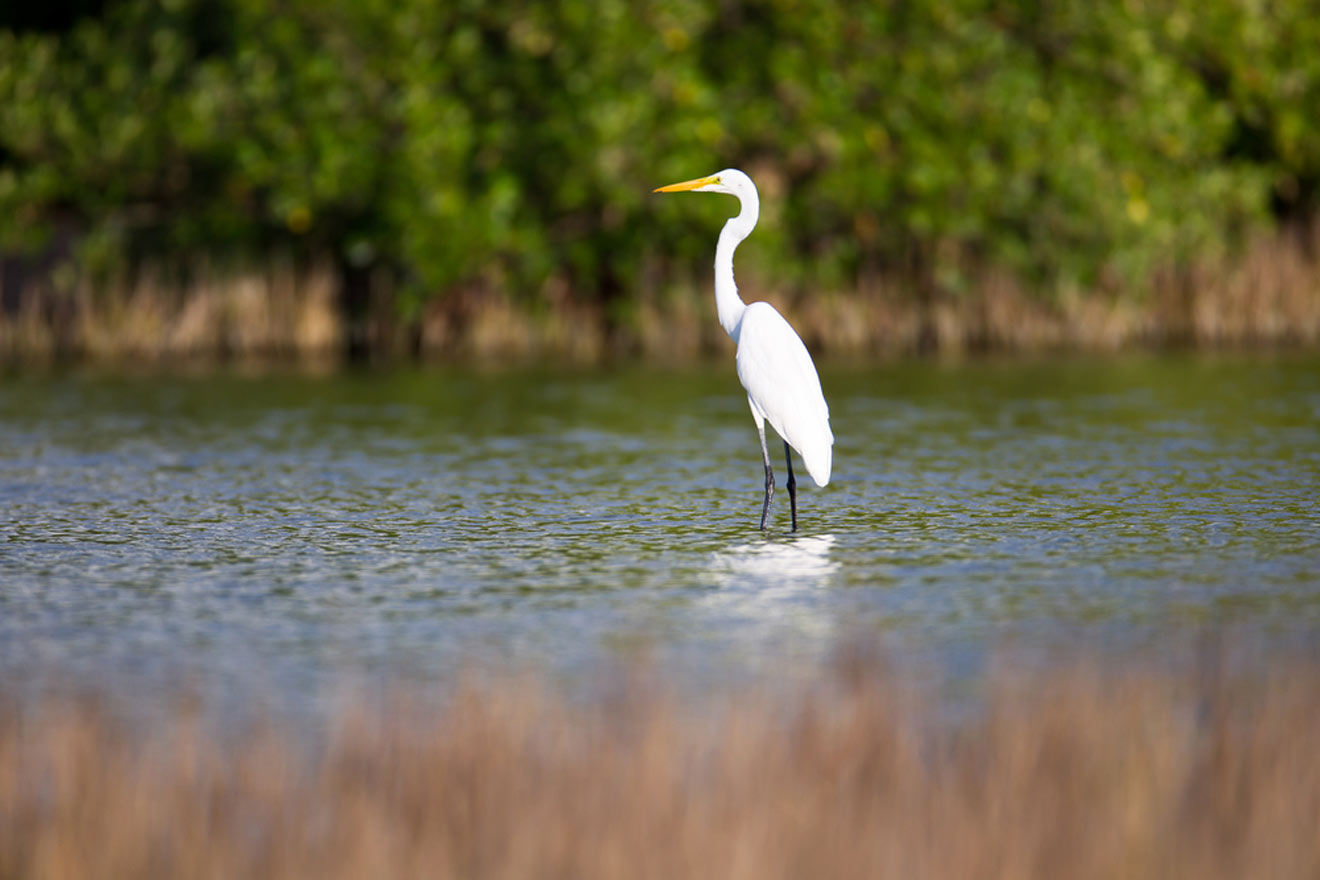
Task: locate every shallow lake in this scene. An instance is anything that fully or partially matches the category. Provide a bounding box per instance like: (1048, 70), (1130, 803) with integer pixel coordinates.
(2, 354), (1318, 714)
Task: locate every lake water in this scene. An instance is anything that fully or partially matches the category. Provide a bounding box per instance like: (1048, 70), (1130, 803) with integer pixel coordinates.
(2, 354), (1318, 715)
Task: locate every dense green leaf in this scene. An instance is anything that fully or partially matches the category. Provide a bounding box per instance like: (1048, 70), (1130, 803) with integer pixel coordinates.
(1, 0), (1316, 304)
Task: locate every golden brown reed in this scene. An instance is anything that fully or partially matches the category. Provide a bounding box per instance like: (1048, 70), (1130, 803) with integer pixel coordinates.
(2, 656), (1318, 879)
(0, 259), (345, 365)
(2, 223), (1320, 363)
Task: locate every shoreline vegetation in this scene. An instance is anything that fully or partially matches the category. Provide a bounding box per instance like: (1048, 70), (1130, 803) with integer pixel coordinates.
(5, 0), (1320, 366)
(3, 653), (1318, 878)
(4, 221), (1320, 364)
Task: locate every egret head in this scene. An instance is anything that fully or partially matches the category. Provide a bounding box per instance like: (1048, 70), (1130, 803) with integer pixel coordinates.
(653, 168), (756, 199)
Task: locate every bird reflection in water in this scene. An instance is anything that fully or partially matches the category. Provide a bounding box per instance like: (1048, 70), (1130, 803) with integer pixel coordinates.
(701, 534), (841, 652)
(709, 534), (839, 592)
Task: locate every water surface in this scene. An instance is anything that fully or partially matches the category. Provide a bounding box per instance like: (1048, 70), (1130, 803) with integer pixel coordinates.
(2, 354), (1318, 712)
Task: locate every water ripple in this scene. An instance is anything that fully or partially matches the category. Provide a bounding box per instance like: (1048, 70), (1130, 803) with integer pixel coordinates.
(1, 356), (1318, 710)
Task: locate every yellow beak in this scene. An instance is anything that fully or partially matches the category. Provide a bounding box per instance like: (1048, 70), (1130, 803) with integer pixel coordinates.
(653, 174), (720, 193)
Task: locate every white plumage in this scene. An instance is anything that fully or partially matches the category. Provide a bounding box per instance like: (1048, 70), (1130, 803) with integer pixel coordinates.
(735, 302), (833, 486)
(654, 168), (834, 529)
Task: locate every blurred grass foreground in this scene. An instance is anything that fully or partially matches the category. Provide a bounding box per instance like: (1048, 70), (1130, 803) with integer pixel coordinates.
(4, 0), (1320, 361)
(3, 654), (1318, 878)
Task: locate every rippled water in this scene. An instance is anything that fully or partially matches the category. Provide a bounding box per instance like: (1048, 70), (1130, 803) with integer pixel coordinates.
(2, 354), (1318, 711)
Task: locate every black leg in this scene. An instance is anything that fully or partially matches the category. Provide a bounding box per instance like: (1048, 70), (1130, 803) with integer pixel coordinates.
(757, 423), (774, 530)
(784, 441), (797, 532)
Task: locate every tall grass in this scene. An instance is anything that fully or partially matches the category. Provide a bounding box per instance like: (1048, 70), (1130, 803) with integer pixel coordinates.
(2, 654), (1317, 878)
(3, 224), (1320, 363)
(0, 259), (344, 364)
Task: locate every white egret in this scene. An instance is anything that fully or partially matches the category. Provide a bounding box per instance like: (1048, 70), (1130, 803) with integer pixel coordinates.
(654, 168), (833, 531)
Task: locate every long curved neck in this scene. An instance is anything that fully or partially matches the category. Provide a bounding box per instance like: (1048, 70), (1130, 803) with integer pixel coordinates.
(714, 189), (759, 340)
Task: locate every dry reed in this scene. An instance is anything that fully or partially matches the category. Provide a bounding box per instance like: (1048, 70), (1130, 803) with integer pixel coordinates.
(1, 653), (1317, 879)
(0, 259), (344, 365)
(3, 223), (1320, 363)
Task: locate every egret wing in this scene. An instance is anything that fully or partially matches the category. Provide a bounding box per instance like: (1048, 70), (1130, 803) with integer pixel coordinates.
(734, 302), (833, 486)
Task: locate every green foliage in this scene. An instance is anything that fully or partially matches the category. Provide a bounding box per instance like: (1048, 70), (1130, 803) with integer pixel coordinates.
(1, 0), (1317, 305)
